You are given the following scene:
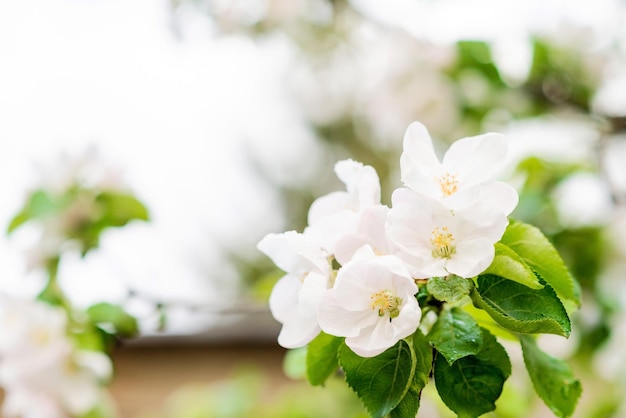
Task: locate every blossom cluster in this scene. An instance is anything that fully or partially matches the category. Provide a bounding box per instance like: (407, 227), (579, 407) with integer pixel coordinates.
(0, 295), (111, 418)
(258, 122), (518, 357)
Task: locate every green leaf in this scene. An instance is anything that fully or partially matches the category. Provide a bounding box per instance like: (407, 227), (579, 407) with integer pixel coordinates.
(471, 274), (571, 337)
(484, 243), (543, 289)
(501, 220), (580, 311)
(283, 347), (307, 380)
(389, 331), (433, 418)
(338, 339), (415, 418)
(95, 191), (150, 226)
(411, 330), (433, 389)
(520, 335), (581, 417)
(427, 307), (483, 364)
(426, 275), (472, 303)
(86, 302), (139, 338)
(7, 189), (68, 233)
(306, 332), (343, 386)
(434, 328), (511, 418)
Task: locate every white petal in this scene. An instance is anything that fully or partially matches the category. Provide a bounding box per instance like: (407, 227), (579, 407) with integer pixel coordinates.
(345, 320), (396, 357)
(318, 293), (375, 338)
(257, 231), (328, 276)
(446, 238), (495, 278)
(400, 122), (444, 196)
(454, 202), (509, 243)
(308, 191), (350, 224)
(298, 272), (329, 318)
(442, 133), (509, 185)
(277, 316), (320, 349)
(268, 274), (301, 324)
(445, 181), (519, 215)
(399, 250), (448, 278)
(334, 159), (381, 209)
(304, 210), (359, 255)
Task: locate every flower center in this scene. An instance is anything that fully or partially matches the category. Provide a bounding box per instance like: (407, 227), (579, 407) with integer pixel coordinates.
(430, 226), (456, 259)
(436, 172), (459, 196)
(370, 290), (402, 319)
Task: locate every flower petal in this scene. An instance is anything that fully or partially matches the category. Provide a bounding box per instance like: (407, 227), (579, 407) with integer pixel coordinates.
(445, 181), (519, 214)
(268, 274), (301, 324)
(400, 122), (444, 197)
(318, 293), (376, 338)
(257, 231), (328, 276)
(334, 159), (381, 209)
(277, 315), (321, 349)
(446, 238), (495, 278)
(442, 133), (509, 185)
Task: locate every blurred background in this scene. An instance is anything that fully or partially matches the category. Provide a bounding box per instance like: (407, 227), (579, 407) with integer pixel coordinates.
(1, 0), (626, 416)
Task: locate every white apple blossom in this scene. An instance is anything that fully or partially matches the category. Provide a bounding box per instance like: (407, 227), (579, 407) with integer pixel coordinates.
(304, 159), (381, 254)
(400, 121), (518, 214)
(333, 205), (397, 265)
(257, 230), (332, 348)
(387, 188), (508, 278)
(0, 296), (111, 418)
(318, 246), (421, 357)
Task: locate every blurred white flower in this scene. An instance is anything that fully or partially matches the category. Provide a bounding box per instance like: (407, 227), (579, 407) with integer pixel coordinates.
(388, 189), (508, 278)
(257, 231), (332, 348)
(318, 246), (421, 357)
(0, 295), (110, 418)
(552, 172), (613, 228)
(400, 121), (518, 215)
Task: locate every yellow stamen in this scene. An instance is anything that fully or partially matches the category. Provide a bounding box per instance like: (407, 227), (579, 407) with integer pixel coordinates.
(430, 226), (456, 259)
(370, 290), (402, 319)
(436, 172), (459, 196)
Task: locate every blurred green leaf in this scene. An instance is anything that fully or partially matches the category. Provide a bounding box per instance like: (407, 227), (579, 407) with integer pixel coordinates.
(7, 189), (68, 233)
(520, 335), (581, 417)
(284, 347), (307, 380)
(86, 302), (139, 338)
(96, 191), (149, 226)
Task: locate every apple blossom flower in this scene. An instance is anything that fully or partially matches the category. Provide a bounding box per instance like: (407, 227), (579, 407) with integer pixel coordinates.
(400, 121), (518, 214)
(0, 296), (111, 418)
(257, 230), (332, 348)
(318, 246), (421, 357)
(387, 188), (508, 278)
(333, 205), (397, 265)
(304, 159), (381, 254)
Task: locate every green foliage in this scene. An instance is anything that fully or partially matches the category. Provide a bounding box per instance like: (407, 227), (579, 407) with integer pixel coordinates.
(501, 220), (581, 312)
(86, 302), (139, 338)
(483, 243), (543, 289)
(8, 189), (68, 233)
(306, 332), (343, 386)
(520, 336), (582, 417)
(434, 328), (511, 418)
(426, 275), (472, 304)
(338, 340), (416, 418)
(427, 307), (483, 364)
(7, 186), (149, 256)
(471, 274), (571, 337)
(389, 331), (432, 418)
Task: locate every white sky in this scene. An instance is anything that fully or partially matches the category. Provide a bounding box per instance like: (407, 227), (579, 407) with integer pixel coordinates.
(0, 0), (302, 332)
